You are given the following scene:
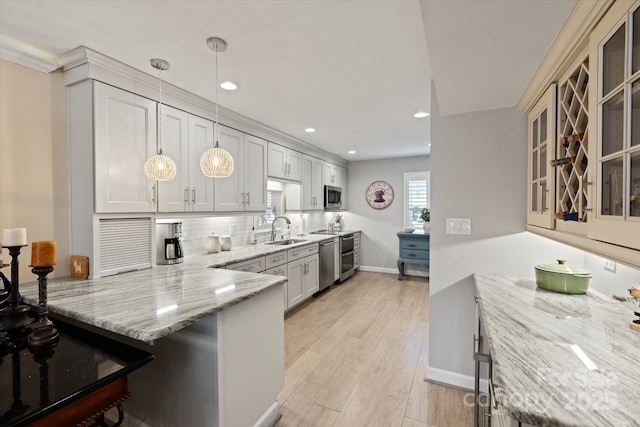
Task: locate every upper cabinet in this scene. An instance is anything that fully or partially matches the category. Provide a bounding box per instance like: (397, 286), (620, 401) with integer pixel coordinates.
(268, 142), (302, 181)
(589, 0), (640, 250)
(214, 125), (268, 212)
(527, 84), (556, 229)
(157, 106), (215, 213)
(302, 155), (324, 211)
(93, 82), (157, 213)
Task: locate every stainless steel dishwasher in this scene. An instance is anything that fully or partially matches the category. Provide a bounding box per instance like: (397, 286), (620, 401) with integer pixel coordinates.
(318, 239), (336, 293)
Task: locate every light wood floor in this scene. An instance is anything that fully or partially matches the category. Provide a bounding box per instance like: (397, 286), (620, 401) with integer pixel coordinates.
(274, 271), (473, 427)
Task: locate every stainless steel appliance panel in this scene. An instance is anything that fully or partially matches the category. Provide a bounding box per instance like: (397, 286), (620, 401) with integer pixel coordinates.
(338, 233), (355, 282)
(318, 239), (336, 293)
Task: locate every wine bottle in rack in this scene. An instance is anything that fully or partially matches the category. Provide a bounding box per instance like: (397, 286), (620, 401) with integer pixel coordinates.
(550, 156), (576, 167)
(562, 132), (583, 148)
(554, 211), (579, 221)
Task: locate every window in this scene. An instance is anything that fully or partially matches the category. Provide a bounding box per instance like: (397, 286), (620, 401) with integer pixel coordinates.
(404, 171), (430, 229)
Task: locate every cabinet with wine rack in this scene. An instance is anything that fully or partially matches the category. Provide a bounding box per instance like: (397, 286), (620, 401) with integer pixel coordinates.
(555, 55), (591, 235)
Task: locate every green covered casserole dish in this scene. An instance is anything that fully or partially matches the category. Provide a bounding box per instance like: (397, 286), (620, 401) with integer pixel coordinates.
(534, 260), (592, 294)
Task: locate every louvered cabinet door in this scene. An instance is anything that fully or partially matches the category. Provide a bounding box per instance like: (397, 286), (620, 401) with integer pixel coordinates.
(98, 218), (152, 277)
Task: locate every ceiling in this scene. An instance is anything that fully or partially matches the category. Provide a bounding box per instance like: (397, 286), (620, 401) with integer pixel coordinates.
(0, 0), (575, 162)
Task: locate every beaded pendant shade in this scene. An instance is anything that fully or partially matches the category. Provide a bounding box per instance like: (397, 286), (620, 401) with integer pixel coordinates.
(145, 58), (177, 181)
(200, 37), (235, 178)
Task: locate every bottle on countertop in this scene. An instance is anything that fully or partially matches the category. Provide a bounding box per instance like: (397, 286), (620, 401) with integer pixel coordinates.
(250, 227), (257, 245)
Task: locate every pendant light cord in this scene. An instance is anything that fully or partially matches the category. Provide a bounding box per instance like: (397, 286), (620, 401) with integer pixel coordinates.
(214, 43), (220, 148)
(158, 68), (163, 155)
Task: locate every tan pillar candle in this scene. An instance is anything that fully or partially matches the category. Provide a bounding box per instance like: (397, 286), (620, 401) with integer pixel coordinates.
(31, 241), (56, 267)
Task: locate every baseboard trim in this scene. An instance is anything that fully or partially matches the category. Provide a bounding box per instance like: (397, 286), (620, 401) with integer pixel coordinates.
(358, 265), (428, 277)
(358, 266), (397, 274)
(425, 366), (487, 393)
(254, 401), (280, 427)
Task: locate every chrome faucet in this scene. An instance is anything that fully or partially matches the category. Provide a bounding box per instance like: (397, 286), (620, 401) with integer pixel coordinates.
(271, 216), (291, 241)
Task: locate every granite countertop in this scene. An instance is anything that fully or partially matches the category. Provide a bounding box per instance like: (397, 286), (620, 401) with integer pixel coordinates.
(474, 274), (640, 426)
(18, 232), (359, 343)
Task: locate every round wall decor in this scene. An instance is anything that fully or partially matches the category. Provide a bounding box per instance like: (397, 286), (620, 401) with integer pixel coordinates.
(366, 181), (394, 209)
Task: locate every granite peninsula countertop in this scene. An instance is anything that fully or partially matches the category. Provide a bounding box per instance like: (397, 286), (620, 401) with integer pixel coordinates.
(474, 274), (640, 427)
(19, 232), (358, 343)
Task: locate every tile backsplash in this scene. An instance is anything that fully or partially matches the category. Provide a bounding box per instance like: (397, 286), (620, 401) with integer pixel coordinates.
(176, 212), (348, 256)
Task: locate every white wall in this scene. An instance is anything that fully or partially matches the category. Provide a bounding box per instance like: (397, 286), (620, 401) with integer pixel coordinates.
(345, 156), (430, 273)
(428, 89), (640, 389)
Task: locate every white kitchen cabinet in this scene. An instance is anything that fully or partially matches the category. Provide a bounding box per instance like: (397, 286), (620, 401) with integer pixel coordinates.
(527, 84), (556, 229)
(214, 125), (267, 212)
(265, 251), (289, 312)
(588, 0), (640, 250)
(268, 142), (302, 181)
(286, 243), (319, 310)
(157, 106), (215, 212)
(302, 155), (324, 210)
(94, 82), (157, 213)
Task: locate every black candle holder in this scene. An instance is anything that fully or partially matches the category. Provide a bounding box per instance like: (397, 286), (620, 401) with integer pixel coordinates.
(0, 246), (33, 333)
(27, 266), (58, 347)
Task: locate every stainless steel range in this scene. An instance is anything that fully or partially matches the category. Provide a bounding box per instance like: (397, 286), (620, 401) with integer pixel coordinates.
(338, 233), (355, 282)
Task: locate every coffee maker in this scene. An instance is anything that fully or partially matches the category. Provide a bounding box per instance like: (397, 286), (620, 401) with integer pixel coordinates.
(156, 222), (183, 265)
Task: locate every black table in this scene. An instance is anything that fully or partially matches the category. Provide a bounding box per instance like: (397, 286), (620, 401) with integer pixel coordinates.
(0, 320), (153, 427)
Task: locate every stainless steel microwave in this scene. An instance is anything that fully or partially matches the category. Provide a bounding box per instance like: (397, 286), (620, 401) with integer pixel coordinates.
(324, 185), (342, 209)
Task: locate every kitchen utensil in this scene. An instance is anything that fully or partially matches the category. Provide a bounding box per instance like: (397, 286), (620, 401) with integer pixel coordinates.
(534, 259), (591, 294)
(220, 235), (232, 251)
(206, 233), (220, 253)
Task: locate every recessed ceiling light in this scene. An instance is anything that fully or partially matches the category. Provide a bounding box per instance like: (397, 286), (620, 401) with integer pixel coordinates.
(414, 111), (430, 118)
(348, 150), (356, 154)
(305, 128), (316, 133)
(220, 81), (238, 90)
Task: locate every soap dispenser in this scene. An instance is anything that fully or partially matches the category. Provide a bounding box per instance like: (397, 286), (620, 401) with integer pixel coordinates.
(250, 227), (257, 245)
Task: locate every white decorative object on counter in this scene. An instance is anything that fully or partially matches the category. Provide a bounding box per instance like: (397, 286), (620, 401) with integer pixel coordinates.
(220, 235), (232, 251)
(423, 222), (430, 233)
(206, 233), (220, 253)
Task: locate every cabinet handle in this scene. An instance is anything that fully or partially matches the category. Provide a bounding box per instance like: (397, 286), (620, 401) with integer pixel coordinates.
(246, 191), (250, 205)
(408, 243), (417, 247)
(241, 192), (246, 205)
(152, 185), (156, 203)
(408, 253), (417, 258)
(192, 189), (196, 204)
(184, 188), (189, 203)
(288, 163), (292, 174)
(283, 163), (287, 174)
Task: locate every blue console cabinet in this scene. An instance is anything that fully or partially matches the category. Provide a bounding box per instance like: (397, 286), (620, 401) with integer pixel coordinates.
(396, 231), (429, 280)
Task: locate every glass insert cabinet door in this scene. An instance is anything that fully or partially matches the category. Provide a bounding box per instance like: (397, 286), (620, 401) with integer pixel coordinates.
(589, 0), (640, 250)
(527, 83), (556, 229)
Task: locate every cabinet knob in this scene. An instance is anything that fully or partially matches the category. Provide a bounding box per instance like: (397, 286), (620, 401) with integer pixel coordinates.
(408, 253), (417, 258)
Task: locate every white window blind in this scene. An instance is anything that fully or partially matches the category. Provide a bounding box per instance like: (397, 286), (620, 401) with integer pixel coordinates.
(404, 172), (430, 228)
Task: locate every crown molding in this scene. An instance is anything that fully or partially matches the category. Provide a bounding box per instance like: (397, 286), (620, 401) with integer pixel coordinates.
(517, 0), (615, 113)
(0, 38), (60, 73)
(59, 46), (347, 166)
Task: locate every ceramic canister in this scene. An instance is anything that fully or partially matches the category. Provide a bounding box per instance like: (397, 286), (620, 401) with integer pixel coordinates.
(207, 233), (220, 253)
(220, 235), (232, 251)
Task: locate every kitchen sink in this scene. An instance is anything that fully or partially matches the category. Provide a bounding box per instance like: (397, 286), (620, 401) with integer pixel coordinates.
(266, 239), (307, 246)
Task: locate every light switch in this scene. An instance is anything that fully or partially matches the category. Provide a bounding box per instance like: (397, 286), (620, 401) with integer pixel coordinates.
(446, 218), (472, 235)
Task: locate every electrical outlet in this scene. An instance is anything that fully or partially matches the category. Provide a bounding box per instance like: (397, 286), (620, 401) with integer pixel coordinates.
(603, 259), (616, 272)
(229, 225), (236, 236)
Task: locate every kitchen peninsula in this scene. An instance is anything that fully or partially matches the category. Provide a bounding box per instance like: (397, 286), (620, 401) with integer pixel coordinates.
(474, 274), (640, 426)
(19, 254), (288, 427)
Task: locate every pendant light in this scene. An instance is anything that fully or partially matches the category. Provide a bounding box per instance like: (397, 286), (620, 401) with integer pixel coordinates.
(145, 58), (177, 181)
(200, 37), (235, 178)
